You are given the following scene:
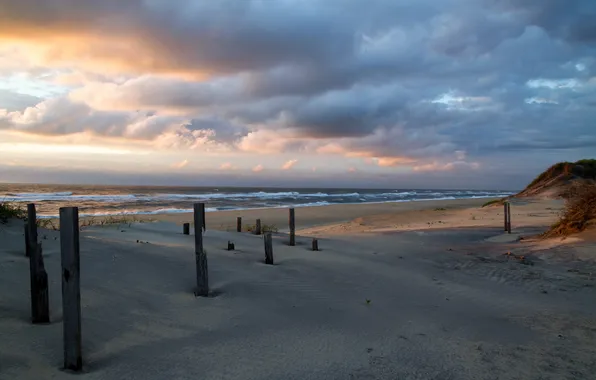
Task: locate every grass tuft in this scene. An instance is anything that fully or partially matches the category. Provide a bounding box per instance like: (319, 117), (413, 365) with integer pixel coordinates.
(80, 215), (144, 229)
(482, 199), (506, 208)
(244, 223), (278, 233)
(0, 201), (26, 223)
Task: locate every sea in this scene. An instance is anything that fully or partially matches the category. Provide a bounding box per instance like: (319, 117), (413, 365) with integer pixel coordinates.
(0, 183), (515, 218)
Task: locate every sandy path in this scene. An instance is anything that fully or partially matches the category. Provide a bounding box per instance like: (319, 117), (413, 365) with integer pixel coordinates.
(1, 198), (595, 379)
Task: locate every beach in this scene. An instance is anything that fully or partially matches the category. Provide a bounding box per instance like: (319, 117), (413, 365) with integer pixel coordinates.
(2, 197), (596, 380)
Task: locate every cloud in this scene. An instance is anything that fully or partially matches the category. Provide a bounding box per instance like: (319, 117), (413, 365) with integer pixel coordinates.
(1, 0), (595, 187)
(252, 164), (264, 173)
(281, 159), (298, 170)
(171, 159), (189, 169)
(413, 160), (480, 172)
(0, 96), (243, 151)
(219, 162), (237, 170)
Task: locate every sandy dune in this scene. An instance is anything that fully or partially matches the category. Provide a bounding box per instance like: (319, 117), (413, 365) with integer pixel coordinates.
(1, 198), (596, 379)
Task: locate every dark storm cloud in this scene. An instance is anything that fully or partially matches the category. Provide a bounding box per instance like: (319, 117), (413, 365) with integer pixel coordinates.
(489, 0), (596, 42)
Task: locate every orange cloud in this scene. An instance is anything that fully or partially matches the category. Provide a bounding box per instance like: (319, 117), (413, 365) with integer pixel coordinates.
(0, 29), (212, 79)
(413, 161), (480, 172)
(252, 164), (264, 172)
(281, 159), (298, 170)
(219, 162), (237, 170)
(171, 159), (189, 169)
(375, 157), (417, 167)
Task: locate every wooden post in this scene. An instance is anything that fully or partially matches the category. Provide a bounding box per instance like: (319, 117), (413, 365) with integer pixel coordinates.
(183, 223), (190, 235)
(264, 233), (273, 265)
(289, 208), (295, 246)
(30, 242), (50, 324)
(255, 219), (262, 235)
(27, 203), (49, 324)
(507, 202), (512, 234)
(504, 202), (508, 232)
(199, 203), (206, 231)
(237, 217), (242, 232)
(24, 223), (30, 257)
(59, 207), (82, 371)
(312, 238), (319, 251)
(27, 204), (37, 257)
(194, 203), (209, 297)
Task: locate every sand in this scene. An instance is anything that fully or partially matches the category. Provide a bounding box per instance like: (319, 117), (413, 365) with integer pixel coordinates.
(2, 198), (596, 380)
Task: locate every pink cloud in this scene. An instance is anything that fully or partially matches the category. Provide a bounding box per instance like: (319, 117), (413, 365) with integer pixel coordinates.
(171, 159), (189, 169)
(219, 162), (237, 170)
(375, 157), (417, 167)
(252, 164), (264, 172)
(413, 161), (480, 172)
(281, 159), (298, 170)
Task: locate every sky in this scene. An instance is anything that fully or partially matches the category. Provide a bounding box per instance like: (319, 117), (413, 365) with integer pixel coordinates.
(0, 0), (595, 190)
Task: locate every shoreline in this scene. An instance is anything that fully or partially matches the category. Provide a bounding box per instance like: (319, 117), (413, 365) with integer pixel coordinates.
(78, 197), (499, 232)
(34, 196), (564, 237)
(36, 195), (504, 219)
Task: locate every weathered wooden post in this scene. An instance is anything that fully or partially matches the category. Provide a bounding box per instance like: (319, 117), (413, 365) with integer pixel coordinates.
(312, 238), (319, 251)
(59, 207), (82, 371)
(507, 202), (512, 234)
(289, 208), (295, 246)
(199, 203), (206, 231)
(30, 243), (50, 324)
(27, 204), (49, 324)
(237, 217), (242, 232)
(194, 203), (209, 297)
(26, 203), (37, 257)
(503, 202), (508, 232)
(183, 223), (190, 235)
(255, 219), (262, 235)
(24, 223), (30, 257)
(264, 233), (273, 265)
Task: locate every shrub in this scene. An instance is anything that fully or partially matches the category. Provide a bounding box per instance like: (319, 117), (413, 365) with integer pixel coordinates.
(0, 202), (25, 223)
(543, 182), (596, 237)
(244, 223), (278, 233)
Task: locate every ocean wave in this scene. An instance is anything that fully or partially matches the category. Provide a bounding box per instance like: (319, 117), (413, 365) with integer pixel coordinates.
(293, 201), (332, 207)
(38, 207), (219, 219)
(4, 190), (365, 202)
(159, 191), (361, 200)
(5, 191), (73, 198)
(2, 193), (138, 202)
